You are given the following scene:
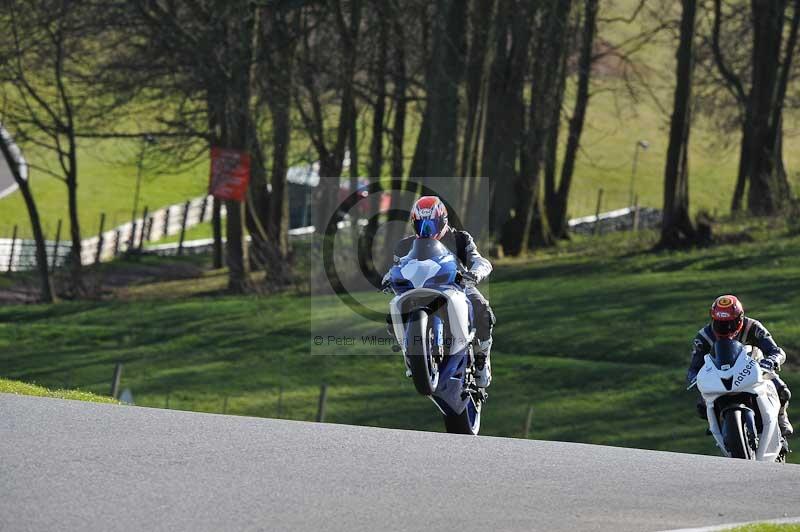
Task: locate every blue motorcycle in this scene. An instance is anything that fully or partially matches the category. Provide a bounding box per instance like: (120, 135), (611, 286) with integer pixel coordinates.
(386, 238), (485, 434)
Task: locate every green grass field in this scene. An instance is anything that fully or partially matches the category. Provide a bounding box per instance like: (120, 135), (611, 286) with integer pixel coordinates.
(2, 221), (798, 461)
(0, 137), (209, 239)
(726, 525), (800, 532)
(0, 377), (118, 404)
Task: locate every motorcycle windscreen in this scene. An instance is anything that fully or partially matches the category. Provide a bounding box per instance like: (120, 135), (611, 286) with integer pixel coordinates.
(712, 338), (746, 370)
(404, 238), (450, 261)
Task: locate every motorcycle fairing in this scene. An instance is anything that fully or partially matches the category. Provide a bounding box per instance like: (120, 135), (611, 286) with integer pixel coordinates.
(389, 287), (473, 356)
(697, 350), (782, 461)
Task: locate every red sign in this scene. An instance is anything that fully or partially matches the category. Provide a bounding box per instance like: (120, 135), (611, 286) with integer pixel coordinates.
(209, 147), (251, 201)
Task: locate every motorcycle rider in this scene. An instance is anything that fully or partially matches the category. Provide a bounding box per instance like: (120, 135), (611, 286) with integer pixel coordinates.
(384, 196), (495, 388)
(687, 295), (793, 436)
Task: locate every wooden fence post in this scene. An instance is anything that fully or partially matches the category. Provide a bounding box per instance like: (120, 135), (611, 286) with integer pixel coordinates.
(51, 219), (62, 272)
(144, 215), (154, 243)
(138, 206), (149, 251)
(162, 206), (171, 239)
(128, 221), (137, 251)
(110, 362), (123, 399)
(593, 188), (604, 237)
(95, 213), (106, 264)
(7, 225), (18, 273)
(199, 196), (209, 223)
(177, 200), (191, 255)
(316, 384), (328, 423)
(523, 405), (534, 439)
(113, 229), (121, 257)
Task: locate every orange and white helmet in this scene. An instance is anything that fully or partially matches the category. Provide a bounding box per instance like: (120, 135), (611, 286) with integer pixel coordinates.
(410, 196), (449, 239)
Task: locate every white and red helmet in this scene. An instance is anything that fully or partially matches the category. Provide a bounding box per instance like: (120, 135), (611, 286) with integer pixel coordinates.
(410, 196), (449, 239)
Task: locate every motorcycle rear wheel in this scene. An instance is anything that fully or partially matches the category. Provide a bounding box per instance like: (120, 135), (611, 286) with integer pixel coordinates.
(443, 400), (481, 435)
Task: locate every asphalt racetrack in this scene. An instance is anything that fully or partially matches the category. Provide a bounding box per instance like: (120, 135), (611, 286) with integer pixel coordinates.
(2, 393), (798, 532)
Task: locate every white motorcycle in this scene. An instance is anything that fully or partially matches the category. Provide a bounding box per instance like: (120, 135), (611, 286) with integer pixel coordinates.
(385, 238), (485, 435)
(690, 338), (789, 462)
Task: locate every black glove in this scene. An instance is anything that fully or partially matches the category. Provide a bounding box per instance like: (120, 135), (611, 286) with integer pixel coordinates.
(759, 358), (778, 372)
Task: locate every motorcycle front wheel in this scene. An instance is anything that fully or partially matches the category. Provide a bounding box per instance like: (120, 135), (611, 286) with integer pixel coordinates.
(721, 409), (756, 459)
(405, 309), (439, 396)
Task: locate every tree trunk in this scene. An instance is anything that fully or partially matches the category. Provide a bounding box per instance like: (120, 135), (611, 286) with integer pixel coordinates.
(225, 200), (249, 292)
(212, 197), (223, 268)
(362, 5), (388, 285)
(0, 133), (54, 303)
(550, 0), (598, 239)
(269, 97), (291, 258)
(460, 0), (496, 179)
(542, 43), (568, 236)
(426, 0), (467, 204)
(348, 100), (360, 245)
(382, 10), (409, 269)
(731, 124), (750, 213)
(484, 0), (530, 246)
(66, 143), (83, 295)
(746, 0), (792, 215)
(221, 5), (255, 292)
(312, 0), (361, 234)
(519, 1), (571, 253)
(709, 0), (750, 214)
(244, 121), (273, 270)
(660, 0), (697, 248)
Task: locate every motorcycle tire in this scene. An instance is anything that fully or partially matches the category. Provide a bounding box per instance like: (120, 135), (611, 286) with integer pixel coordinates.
(406, 309), (439, 396)
(443, 400), (481, 435)
(721, 409), (755, 459)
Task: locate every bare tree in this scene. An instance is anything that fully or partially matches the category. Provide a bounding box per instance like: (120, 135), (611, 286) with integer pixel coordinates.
(547, 0), (599, 239)
(0, 0), (96, 294)
(660, 0), (698, 248)
(483, 0), (533, 254)
(96, 0), (266, 292)
(745, 0), (798, 215)
(518, 1), (573, 253)
(295, 0), (362, 233)
(0, 126), (54, 302)
(698, 0), (798, 214)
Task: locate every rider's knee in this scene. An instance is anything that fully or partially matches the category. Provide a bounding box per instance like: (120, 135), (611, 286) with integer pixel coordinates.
(773, 377), (792, 403)
(476, 304), (495, 340)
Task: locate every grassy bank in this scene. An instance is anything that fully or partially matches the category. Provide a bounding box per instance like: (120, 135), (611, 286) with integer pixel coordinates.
(0, 377), (118, 404)
(726, 524), (800, 532)
(1, 222), (798, 461)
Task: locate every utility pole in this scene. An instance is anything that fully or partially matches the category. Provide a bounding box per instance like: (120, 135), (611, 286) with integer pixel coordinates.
(628, 139), (649, 207)
(131, 135), (157, 225)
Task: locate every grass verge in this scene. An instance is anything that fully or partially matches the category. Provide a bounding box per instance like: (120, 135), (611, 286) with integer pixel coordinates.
(725, 524), (800, 532)
(0, 377), (118, 404)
